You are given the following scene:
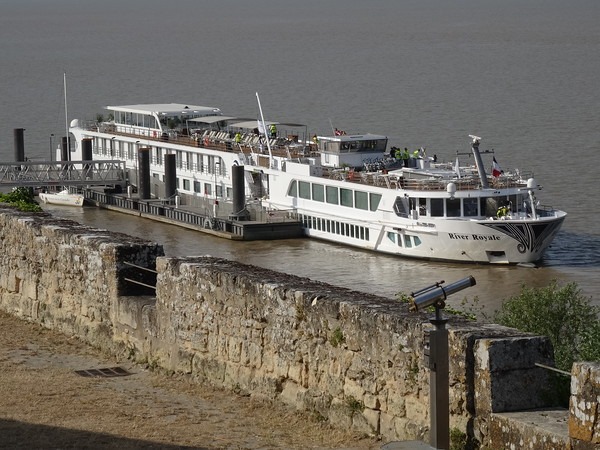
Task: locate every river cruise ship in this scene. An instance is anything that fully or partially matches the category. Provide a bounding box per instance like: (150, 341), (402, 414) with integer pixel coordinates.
(67, 102), (566, 264)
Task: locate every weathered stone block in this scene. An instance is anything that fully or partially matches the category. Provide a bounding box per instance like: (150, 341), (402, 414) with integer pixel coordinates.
(569, 362), (600, 445)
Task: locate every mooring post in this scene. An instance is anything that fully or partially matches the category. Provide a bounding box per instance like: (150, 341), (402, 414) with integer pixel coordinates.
(14, 128), (25, 163)
(137, 147), (151, 200)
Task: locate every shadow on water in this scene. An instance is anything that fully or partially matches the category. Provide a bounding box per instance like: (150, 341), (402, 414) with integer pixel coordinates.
(541, 231), (600, 268)
(0, 418), (205, 449)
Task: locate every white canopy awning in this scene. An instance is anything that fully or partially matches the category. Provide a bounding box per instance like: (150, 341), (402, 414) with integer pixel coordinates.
(188, 115), (250, 124)
(229, 120), (306, 130)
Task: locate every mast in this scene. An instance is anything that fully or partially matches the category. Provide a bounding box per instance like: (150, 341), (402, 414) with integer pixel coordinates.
(469, 135), (488, 189)
(255, 92), (273, 167)
(64, 73), (70, 161)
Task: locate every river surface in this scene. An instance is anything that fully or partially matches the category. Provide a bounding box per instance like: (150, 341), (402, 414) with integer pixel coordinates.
(1, 0), (599, 316)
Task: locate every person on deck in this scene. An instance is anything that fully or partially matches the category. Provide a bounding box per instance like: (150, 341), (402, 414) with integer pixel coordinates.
(269, 124), (277, 139)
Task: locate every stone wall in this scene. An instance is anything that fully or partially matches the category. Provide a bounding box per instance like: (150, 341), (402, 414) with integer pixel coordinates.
(569, 362), (600, 449)
(1, 206), (598, 448)
(0, 207), (163, 352)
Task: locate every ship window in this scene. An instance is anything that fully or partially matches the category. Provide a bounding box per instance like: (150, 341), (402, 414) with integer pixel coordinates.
(508, 194), (519, 213)
(404, 235), (413, 248)
(340, 188), (353, 207)
(345, 223), (350, 235)
(419, 198), (427, 216)
(312, 184), (325, 202)
(204, 183), (211, 195)
(482, 197), (500, 217)
(430, 198), (444, 217)
(326, 186), (339, 204)
(463, 198), (478, 216)
(326, 220), (331, 232)
(216, 185), (223, 197)
(446, 198), (461, 217)
(369, 193), (382, 211)
(299, 181), (311, 199)
(365, 228), (369, 240)
(393, 197), (409, 218)
(288, 180), (298, 197)
(183, 179), (190, 191)
(335, 222), (340, 234)
(387, 231), (396, 244)
(194, 181), (201, 193)
(355, 191), (368, 210)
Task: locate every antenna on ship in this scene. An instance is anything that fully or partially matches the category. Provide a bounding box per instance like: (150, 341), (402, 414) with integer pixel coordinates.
(255, 92), (273, 167)
(64, 72), (70, 161)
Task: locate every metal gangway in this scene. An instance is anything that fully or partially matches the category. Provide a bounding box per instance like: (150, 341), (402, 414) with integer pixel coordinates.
(0, 160), (127, 188)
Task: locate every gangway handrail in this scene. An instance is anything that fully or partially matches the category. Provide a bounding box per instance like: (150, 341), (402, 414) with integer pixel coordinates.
(0, 160), (127, 188)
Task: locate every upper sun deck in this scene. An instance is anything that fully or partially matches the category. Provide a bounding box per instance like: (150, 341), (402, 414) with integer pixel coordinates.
(106, 103), (223, 117)
(78, 110), (530, 195)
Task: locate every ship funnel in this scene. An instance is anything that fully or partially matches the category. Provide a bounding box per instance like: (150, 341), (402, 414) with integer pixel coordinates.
(469, 135), (489, 189)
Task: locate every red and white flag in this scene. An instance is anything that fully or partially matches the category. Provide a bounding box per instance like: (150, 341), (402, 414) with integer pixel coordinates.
(492, 157), (503, 177)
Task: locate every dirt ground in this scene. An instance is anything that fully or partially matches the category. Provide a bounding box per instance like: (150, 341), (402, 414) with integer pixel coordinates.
(0, 311), (382, 449)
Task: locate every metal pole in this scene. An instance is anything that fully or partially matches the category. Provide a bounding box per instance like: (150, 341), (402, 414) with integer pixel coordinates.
(429, 309), (449, 450)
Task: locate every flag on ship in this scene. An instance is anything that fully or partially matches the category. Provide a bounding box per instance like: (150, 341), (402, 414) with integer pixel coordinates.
(492, 157), (503, 177)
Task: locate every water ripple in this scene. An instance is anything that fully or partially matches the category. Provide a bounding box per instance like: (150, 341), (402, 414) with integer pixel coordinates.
(542, 231), (600, 268)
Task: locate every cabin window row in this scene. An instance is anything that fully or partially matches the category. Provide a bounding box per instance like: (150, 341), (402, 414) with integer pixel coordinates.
(386, 231), (422, 248)
(394, 195), (527, 218)
(288, 180), (382, 211)
(300, 214), (370, 241)
(93, 138), (226, 176)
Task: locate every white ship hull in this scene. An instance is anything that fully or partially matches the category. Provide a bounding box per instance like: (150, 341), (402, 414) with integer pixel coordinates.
(67, 103), (566, 264)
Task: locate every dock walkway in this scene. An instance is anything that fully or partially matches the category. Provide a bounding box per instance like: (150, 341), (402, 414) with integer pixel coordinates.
(81, 188), (304, 241)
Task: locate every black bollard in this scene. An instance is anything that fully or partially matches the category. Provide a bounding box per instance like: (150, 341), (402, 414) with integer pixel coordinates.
(14, 128), (25, 163)
(164, 153), (176, 201)
(82, 138), (93, 180)
(61, 136), (70, 162)
(137, 147), (151, 200)
(231, 164), (247, 220)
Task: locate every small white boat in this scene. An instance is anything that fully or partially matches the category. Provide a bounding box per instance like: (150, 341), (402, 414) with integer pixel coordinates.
(39, 190), (84, 207)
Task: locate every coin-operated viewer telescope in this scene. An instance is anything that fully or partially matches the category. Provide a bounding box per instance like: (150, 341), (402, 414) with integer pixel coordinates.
(383, 276), (476, 450)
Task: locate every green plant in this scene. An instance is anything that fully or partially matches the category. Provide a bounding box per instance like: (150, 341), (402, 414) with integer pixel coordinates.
(494, 281), (600, 406)
(329, 327), (345, 347)
(0, 187), (42, 212)
(495, 281), (600, 370)
(450, 427), (467, 450)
